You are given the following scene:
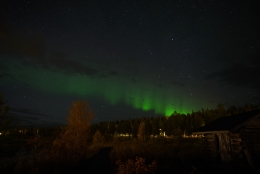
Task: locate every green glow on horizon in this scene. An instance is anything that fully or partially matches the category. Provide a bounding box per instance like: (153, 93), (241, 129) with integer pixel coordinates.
(165, 106), (175, 116)
(3, 60), (203, 116)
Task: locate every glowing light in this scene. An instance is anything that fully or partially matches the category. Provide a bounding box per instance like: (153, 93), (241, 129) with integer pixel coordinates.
(165, 107), (175, 116)
(3, 60), (206, 116)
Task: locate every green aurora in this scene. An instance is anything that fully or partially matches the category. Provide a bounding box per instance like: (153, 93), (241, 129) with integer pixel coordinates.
(3, 60), (204, 116)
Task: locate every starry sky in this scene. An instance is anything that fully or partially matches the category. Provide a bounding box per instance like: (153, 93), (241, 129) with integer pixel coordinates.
(0, 0), (259, 126)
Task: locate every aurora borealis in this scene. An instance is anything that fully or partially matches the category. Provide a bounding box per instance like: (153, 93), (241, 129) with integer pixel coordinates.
(3, 59), (198, 116)
(1, 1), (259, 126)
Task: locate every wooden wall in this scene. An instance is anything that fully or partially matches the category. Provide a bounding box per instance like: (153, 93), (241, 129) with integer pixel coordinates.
(240, 115), (260, 172)
(217, 133), (231, 162)
(229, 133), (244, 162)
(197, 114), (260, 172)
(201, 133), (220, 161)
(202, 133), (246, 163)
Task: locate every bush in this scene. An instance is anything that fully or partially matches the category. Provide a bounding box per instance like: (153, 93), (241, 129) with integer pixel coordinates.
(92, 130), (105, 144)
(116, 157), (157, 174)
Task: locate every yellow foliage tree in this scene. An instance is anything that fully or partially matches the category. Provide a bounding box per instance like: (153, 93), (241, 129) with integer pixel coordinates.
(53, 101), (94, 162)
(137, 122), (145, 141)
(93, 130), (105, 144)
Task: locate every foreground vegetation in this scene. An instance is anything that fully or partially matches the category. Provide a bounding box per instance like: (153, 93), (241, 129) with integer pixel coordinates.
(0, 95), (257, 173)
(0, 134), (202, 173)
(1, 129), (253, 174)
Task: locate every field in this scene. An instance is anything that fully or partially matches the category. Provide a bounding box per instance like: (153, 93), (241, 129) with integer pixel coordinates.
(0, 132), (253, 174)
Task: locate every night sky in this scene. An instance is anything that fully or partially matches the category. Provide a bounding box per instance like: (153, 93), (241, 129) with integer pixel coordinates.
(1, 0), (259, 126)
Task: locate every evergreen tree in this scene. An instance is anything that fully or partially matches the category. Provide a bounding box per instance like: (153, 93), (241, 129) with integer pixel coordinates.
(0, 92), (10, 132)
(132, 118), (139, 138)
(217, 103), (226, 117)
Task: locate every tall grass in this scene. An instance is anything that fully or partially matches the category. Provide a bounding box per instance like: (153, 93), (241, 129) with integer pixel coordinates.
(1, 133), (204, 174)
(110, 138), (203, 173)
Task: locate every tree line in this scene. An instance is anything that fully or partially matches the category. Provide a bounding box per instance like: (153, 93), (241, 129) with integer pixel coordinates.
(1, 91), (259, 141)
(90, 104), (260, 139)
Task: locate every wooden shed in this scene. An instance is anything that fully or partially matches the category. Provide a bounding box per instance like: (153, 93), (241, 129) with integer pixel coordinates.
(192, 109), (260, 172)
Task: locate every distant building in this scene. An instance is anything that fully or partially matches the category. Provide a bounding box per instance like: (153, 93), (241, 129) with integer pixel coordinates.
(193, 109), (260, 173)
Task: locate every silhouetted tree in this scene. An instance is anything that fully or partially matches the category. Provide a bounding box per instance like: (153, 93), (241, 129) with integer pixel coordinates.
(0, 92), (10, 132)
(151, 117), (160, 136)
(217, 103), (226, 117)
(121, 119), (131, 135)
(164, 117), (171, 136)
(108, 121), (116, 136)
(145, 118), (152, 140)
(184, 113), (192, 135)
(132, 118), (139, 138)
(191, 111), (204, 132)
(173, 127), (183, 137)
(89, 104), (260, 139)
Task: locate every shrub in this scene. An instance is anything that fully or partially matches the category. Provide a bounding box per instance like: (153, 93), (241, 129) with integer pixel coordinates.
(92, 130), (105, 144)
(116, 157), (157, 174)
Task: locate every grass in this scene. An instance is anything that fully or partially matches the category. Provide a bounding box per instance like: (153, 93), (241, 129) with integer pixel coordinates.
(0, 135), (251, 174)
(110, 138), (203, 173)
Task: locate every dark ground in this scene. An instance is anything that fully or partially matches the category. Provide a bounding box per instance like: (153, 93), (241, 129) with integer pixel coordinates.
(67, 147), (254, 174)
(72, 147), (114, 174)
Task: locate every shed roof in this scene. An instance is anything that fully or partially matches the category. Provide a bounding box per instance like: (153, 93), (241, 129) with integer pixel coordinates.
(193, 109), (260, 134)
